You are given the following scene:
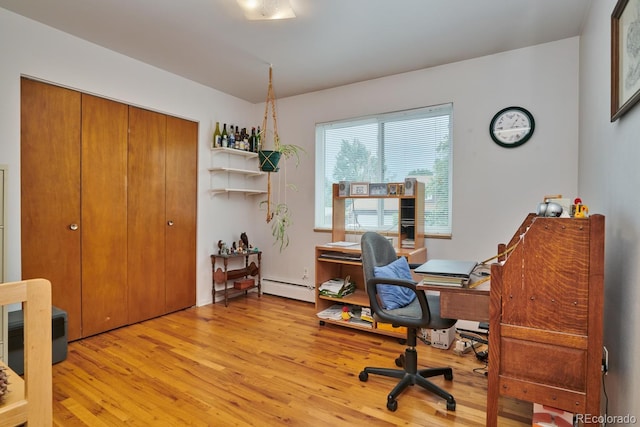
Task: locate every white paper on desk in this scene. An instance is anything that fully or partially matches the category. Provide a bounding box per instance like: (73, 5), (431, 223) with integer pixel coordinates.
(472, 280), (490, 291)
(325, 241), (359, 247)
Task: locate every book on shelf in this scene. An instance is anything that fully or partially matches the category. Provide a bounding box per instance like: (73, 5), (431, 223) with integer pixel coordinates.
(348, 316), (373, 328)
(360, 307), (374, 323)
(318, 252), (362, 262)
(316, 304), (344, 320)
(315, 304), (373, 328)
(401, 238), (415, 248)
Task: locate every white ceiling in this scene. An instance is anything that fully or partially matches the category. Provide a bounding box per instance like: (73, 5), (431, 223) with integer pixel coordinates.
(0, 0), (593, 103)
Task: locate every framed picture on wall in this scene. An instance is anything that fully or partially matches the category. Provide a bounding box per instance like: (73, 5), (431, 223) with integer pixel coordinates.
(611, 0), (640, 121)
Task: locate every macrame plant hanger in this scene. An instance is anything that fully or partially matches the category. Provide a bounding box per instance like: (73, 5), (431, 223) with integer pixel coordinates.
(262, 65), (280, 223)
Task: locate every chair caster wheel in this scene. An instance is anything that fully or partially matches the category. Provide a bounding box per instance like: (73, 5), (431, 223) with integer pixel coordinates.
(446, 400), (456, 411)
(387, 398), (398, 412)
(444, 372), (453, 381)
(359, 371), (368, 382)
(395, 354), (405, 367)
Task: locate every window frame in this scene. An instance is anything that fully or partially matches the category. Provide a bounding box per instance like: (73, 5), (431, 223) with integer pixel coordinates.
(315, 103), (453, 237)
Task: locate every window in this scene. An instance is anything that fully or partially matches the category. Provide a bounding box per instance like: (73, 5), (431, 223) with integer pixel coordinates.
(315, 103), (452, 236)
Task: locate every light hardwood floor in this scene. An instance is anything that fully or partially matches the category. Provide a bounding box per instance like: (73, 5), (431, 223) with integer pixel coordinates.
(52, 293), (532, 426)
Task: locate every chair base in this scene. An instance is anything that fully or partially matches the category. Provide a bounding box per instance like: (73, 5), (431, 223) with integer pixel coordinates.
(359, 347), (456, 412)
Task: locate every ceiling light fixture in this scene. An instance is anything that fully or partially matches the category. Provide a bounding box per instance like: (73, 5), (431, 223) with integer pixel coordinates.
(236, 0), (296, 21)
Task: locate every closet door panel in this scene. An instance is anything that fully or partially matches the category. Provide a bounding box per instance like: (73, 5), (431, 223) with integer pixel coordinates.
(128, 107), (166, 323)
(81, 94), (129, 336)
(165, 116), (197, 312)
(20, 78), (83, 341)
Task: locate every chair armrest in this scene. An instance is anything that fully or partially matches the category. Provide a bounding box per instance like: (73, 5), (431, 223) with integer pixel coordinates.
(365, 276), (431, 328)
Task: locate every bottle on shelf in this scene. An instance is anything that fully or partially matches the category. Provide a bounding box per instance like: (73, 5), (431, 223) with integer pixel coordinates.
(221, 123), (228, 148)
(229, 124), (236, 148)
(249, 127), (257, 152)
(242, 128), (249, 151)
(235, 126), (241, 149)
(212, 121), (221, 149)
(256, 126), (262, 152)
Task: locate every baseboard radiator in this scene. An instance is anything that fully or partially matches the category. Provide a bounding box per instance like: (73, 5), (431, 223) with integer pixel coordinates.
(262, 278), (315, 303)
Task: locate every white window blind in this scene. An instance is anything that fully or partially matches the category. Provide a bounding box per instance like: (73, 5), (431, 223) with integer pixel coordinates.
(315, 103), (453, 236)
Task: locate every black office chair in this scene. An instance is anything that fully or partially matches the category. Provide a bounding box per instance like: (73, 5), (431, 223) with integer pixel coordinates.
(358, 232), (457, 411)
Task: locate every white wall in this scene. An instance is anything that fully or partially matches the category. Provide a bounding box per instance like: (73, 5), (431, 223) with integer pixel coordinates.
(580, 0), (639, 419)
(1, 8), (582, 312)
(256, 38), (581, 288)
(0, 8), (258, 307)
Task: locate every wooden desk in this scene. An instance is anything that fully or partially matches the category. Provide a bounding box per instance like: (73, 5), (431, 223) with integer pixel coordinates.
(486, 215), (604, 427)
(416, 279), (490, 323)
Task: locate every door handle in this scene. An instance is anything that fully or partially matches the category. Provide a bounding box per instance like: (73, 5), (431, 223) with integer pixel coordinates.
(69, 223), (79, 231)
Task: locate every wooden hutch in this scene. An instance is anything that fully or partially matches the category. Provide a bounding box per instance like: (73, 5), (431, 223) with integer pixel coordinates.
(315, 182), (427, 337)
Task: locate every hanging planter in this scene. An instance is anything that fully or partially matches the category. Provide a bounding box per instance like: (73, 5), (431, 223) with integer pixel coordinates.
(259, 65), (280, 223)
(258, 149), (281, 172)
(258, 65), (305, 250)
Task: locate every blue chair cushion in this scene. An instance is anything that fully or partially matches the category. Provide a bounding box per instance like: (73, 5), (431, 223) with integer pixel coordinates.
(373, 257), (417, 310)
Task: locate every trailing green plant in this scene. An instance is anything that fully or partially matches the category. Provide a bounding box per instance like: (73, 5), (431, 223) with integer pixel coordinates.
(272, 134), (304, 166)
(257, 65), (304, 251)
(260, 201), (291, 252)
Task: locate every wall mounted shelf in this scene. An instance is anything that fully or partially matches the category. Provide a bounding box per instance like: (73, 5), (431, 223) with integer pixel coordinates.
(211, 147), (259, 158)
(209, 147), (265, 196)
(209, 188), (267, 196)
(208, 166), (265, 177)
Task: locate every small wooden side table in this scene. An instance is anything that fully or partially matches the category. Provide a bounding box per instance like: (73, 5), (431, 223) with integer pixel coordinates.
(210, 251), (262, 307)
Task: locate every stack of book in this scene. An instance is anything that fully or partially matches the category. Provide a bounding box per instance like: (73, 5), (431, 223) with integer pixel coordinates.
(415, 259), (478, 288)
(421, 274), (469, 287)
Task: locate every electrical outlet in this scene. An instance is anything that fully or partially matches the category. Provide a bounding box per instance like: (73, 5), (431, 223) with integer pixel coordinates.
(302, 267), (309, 280)
(602, 346), (609, 374)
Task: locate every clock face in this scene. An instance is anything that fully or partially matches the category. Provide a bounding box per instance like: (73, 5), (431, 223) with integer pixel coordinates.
(490, 106), (535, 148)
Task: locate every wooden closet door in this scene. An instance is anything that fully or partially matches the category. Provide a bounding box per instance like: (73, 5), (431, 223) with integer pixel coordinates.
(81, 94), (129, 336)
(20, 78), (83, 340)
(165, 116), (197, 312)
(128, 107), (166, 323)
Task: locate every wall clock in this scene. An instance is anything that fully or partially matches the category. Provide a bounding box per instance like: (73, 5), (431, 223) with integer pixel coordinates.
(489, 106), (535, 148)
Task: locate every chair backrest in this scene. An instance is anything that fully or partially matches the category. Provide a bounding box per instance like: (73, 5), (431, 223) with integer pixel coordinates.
(361, 232), (398, 286)
(361, 232), (435, 329)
